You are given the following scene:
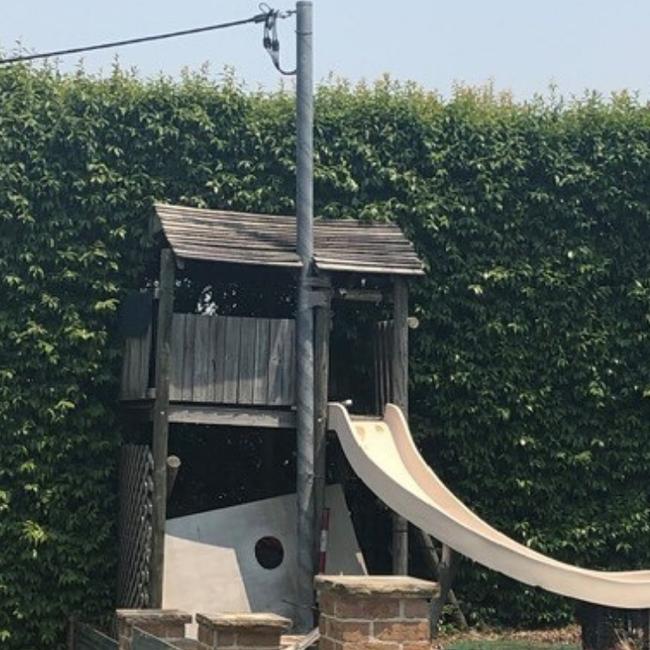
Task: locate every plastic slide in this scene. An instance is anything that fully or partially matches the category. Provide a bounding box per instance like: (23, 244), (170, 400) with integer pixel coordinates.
(328, 402), (650, 608)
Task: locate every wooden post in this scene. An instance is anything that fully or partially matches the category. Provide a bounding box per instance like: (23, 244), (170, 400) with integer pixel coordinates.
(313, 277), (332, 569)
(429, 543), (462, 632)
(150, 248), (175, 607)
(391, 277), (409, 575)
(67, 615), (76, 650)
(166, 455), (181, 501)
(416, 528), (468, 631)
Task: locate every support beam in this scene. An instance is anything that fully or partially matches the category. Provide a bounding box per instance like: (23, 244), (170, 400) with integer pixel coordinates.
(430, 544), (461, 632)
(123, 402), (296, 429)
(168, 404), (295, 428)
(150, 248), (175, 607)
(335, 288), (388, 303)
(391, 277), (409, 575)
(313, 277), (332, 569)
(416, 528), (468, 632)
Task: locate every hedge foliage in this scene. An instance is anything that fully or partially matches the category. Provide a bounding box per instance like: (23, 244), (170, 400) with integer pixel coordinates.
(2, 62), (650, 647)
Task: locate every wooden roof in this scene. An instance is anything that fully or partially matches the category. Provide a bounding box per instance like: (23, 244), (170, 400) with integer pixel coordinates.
(154, 203), (424, 276)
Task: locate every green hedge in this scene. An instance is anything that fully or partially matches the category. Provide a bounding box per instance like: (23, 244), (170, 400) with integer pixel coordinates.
(2, 63), (650, 646)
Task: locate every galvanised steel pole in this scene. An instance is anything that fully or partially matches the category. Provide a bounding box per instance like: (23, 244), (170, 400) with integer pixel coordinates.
(295, 0), (315, 633)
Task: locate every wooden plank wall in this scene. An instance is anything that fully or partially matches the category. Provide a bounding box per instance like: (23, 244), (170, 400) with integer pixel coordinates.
(169, 314), (295, 406)
(120, 325), (152, 400)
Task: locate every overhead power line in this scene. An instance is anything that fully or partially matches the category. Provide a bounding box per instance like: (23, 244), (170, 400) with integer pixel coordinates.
(0, 9), (292, 65)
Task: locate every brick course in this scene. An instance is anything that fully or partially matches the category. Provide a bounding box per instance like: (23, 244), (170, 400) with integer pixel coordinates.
(115, 609), (192, 650)
(315, 576), (439, 650)
(195, 612), (291, 650)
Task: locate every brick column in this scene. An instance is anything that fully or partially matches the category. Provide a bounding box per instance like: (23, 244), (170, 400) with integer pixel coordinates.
(116, 609), (192, 650)
(315, 576), (439, 650)
(196, 613), (292, 650)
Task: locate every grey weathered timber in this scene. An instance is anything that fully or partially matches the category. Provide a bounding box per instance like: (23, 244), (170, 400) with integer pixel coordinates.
(166, 314), (295, 406)
(280, 319), (296, 404)
(191, 315), (211, 402)
(223, 316), (242, 403)
(253, 318), (271, 404)
(295, 0), (315, 632)
(391, 277), (409, 575)
(212, 316), (226, 403)
(74, 622), (118, 650)
(416, 528), (468, 632)
(268, 319), (285, 405)
(430, 544), (461, 633)
(313, 277), (332, 568)
(168, 314), (185, 401)
(237, 317), (257, 403)
(124, 402), (296, 428)
(180, 314), (196, 402)
(169, 404), (296, 428)
(153, 204), (424, 276)
(335, 288), (388, 303)
(120, 324), (152, 400)
(391, 279), (409, 413)
(150, 248), (175, 608)
(166, 455), (181, 501)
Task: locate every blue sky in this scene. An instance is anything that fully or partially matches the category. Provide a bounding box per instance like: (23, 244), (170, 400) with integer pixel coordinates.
(1, 0), (649, 100)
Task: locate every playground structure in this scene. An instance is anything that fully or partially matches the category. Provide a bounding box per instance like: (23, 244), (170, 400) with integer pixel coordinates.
(118, 202), (425, 623)
(118, 198), (650, 642)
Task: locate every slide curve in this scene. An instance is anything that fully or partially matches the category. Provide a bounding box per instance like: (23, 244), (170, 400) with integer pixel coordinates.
(328, 402), (650, 608)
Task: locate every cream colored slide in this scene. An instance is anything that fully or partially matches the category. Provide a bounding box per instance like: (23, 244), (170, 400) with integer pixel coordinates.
(328, 402), (650, 608)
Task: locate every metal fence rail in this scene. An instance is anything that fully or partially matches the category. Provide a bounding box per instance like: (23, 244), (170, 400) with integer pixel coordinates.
(132, 627), (181, 649)
(73, 622), (118, 650)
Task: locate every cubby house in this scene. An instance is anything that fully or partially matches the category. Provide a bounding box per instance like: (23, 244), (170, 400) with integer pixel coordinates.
(118, 202), (424, 611)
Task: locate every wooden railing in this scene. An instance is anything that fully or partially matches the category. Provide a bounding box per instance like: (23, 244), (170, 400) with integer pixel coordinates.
(121, 314), (295, 407)
(169, 314), (295, 406)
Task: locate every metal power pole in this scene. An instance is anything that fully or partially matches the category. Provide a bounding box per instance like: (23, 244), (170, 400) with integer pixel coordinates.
(295, 0), (315, 633)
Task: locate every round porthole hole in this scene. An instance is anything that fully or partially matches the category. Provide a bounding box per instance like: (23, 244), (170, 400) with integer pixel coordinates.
(255, 536), (284, 570)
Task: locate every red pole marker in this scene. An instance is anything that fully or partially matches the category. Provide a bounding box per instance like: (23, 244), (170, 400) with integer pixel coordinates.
(318, 507), (331, 574)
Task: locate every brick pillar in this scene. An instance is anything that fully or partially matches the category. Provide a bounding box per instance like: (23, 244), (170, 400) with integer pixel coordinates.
(116, 609), (192, 650)
(196, 613), (292, 650)
(315, 576), (439, 650)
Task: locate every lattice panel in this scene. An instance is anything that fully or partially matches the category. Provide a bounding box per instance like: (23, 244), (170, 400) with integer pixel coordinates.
(117, 444), (154, 608)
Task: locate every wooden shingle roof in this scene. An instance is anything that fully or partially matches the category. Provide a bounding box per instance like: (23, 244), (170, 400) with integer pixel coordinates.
(153, 203), (424, 276)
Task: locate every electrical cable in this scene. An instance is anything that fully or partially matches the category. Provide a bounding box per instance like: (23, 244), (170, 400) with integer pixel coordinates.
(0, 10), (284, 65)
